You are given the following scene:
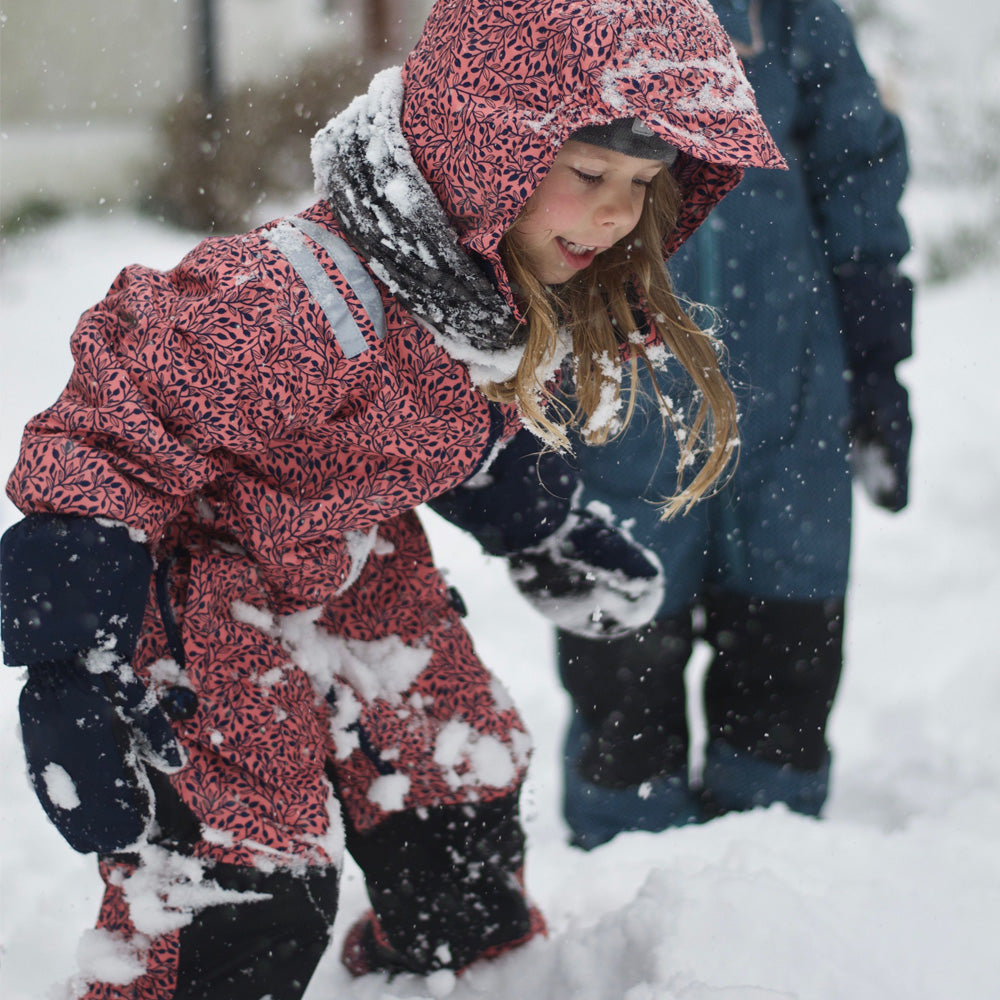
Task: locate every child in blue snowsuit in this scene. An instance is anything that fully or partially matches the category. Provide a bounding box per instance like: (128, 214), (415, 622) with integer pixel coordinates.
(553, 0), (913, 847)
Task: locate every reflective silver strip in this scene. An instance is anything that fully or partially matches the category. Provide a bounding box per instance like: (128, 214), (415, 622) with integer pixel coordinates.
(263, 218), (384, 358)
(288, 216), (387, 343)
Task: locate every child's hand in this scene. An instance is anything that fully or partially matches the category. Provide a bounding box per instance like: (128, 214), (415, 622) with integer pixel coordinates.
(835, 263), (913, 513)
(18, 654), (184, 854)
(507, 507), (664, 638)
(849, 372), (911, 512)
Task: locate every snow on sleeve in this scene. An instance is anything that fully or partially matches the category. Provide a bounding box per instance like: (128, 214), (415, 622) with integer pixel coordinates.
(419, 315), (526, 388)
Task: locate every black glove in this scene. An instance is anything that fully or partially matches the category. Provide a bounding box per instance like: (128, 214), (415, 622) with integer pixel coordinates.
(2, 514), (183, 853)
(507, 507), (664, 639)
(428, 429), (662, 636)
(848, 371), (912, 512)
(427, 424), (576, 556)
(835, 263), (914, 512)
(19, 653), (184, 854)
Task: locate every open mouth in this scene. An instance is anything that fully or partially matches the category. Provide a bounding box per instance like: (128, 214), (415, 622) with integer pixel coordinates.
(557, 237), (600, 268)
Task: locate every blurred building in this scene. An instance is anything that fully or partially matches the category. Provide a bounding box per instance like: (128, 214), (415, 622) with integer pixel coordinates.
(0, 0), (432, 225)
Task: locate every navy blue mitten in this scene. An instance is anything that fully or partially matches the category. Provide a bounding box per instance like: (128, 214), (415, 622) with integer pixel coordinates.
(507, 506), (664, 639)
(848, 372), (912, 512)
(428, 429), (663, 637)
(427, 425), (576, 556)
(20, 653), (183, 854)
(2, 514), (183, 854)
(835, 263), (914, 512)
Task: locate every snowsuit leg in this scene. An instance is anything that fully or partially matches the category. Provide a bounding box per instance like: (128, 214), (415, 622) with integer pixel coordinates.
(326, 615), (539, 974)
(82, 772), (340, 1000)
(321, 514), (542, 974)
(700, 590), (845, 816)
(69, 543), (348, 999)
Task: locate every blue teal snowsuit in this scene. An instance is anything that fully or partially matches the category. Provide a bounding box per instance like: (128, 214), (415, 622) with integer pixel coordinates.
(557, 0), (913, 846)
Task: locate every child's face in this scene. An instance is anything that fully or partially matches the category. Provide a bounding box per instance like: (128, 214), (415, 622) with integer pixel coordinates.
(509, 141), (664, 285)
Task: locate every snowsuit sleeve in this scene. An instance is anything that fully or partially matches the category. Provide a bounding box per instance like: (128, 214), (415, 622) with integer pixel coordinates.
(790, 0), (910, 267)
(788, 0), (913, 511)
(6, 232), (346, 546)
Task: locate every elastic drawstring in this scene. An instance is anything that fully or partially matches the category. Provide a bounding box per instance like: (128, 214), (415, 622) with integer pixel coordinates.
(154, 551), (187, 670)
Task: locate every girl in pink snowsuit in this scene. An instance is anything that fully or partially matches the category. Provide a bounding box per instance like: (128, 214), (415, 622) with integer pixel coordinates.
(1, 1), (780, 995)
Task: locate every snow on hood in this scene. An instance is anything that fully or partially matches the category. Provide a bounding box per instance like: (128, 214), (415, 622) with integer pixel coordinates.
(400, 0), (783, 294)
(312, 67), (528, 366)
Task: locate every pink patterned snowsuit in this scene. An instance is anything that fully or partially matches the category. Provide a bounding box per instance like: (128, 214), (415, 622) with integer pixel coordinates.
(5, 1), (780, 995)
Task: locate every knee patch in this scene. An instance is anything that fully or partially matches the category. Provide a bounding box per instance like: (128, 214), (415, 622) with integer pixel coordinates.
(703, 593), (844, 769)
(173, 863), (339, 1000)
(557, 615), (694, 784)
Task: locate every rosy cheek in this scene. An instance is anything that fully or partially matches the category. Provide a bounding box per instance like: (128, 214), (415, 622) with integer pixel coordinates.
(537, 188), (580, 219)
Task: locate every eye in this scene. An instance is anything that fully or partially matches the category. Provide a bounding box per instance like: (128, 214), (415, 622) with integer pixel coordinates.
(571, 169), (602, 184)
(632, 177), (654, 189)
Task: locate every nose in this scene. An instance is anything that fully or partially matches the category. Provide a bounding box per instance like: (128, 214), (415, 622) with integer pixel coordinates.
(594, 183), (638, 231)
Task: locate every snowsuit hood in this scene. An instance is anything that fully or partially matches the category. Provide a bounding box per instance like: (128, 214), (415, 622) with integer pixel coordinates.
(400, 0), (782, 290)
(312, 0), (782, 358)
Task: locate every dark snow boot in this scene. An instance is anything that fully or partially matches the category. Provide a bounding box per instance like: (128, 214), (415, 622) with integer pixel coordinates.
(557, 618), (703, 847)
(341, 904), (546, 978)
(557, 614), (694, 786)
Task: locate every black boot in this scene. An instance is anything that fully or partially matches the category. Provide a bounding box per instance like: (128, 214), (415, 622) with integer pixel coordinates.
(558, 615), (695, 786)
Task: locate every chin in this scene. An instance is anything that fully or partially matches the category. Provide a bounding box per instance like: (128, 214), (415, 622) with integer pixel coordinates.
(539, 261), (574, 285)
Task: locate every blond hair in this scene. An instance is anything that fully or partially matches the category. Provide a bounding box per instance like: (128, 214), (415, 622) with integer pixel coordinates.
(487, 169), (738, 519)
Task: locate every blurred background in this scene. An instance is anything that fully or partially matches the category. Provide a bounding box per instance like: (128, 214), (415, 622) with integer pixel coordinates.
(1, 0), (997, 284)
(1, 0), (435, 233)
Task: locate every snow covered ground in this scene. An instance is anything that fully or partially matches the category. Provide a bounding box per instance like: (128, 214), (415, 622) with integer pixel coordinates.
(3, 1), (1000, 996)
(2, 194), (999, 1000)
